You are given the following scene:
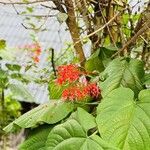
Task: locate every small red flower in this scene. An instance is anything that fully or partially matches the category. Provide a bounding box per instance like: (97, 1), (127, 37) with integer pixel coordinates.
(33, 56), (40, 63)
(35, 48), (42, 55)
(56, 64), (80, 85)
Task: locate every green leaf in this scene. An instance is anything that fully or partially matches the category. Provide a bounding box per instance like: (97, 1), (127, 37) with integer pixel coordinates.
(46, 118), (119, 150)
(3, 101), (74, 133)
(9, 84), (35, 103)
(0, 47), (15, 60)
(85, 49), (104, 72)
(113, 0), (124, 6)
(19, 125), (52, 150)
(96, 87), (150, 150)
(26, 7), (34, 13)
(122, 13), (129, 25)
(6, 64), (21, 71)
(143, 73), (150, 86)
(77, 107), (96, 132)
(57, 12), (68, 24)
(0, 39), (6, 50)
(98, 47), (117, 67)
(100, 58), (144, 97)
(11, 73), (22, 80)
(99, 46), (117, 58)
(85, 47), (117, 72)
(0, 69), (8, 88)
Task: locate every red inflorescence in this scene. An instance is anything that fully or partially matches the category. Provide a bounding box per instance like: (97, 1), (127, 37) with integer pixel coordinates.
(62, 86), (87, 101)
(32, 43), (42, 63)
(84, 83), (100, 98)
(56, 64), (101, 101)
(20, 42), (42, 63)
(56, 64), (80, 85)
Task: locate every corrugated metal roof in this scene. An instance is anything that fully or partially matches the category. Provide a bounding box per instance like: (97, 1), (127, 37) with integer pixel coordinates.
(0, 3), (72, 104)
(0, 4), (71, 49)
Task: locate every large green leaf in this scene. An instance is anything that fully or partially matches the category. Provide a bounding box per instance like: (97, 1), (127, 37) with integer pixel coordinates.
(19, 125), (52, 150)
(96, 87), (150, 150)
(3, 101), (74, 133)
(77, 107), (96, 132)
(46, 118), (119, 150)
(100, 58), (144, 97)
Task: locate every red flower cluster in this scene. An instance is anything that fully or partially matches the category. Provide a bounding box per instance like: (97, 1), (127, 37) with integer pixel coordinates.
(62, 83), (100, 101)
(32, 43), (42, 63)
(56, 64), (100, 101)
(19, 42), (42, 63)
(56, 64), (80, 85)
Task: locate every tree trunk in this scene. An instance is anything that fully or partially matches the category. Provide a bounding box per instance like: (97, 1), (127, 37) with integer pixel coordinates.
(64, 0), (86, 66)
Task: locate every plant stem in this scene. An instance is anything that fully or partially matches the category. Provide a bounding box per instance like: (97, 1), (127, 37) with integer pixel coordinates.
(51, 48), (57, 77)
(75, 101), (100, 105)
(1, 88), (5, 110)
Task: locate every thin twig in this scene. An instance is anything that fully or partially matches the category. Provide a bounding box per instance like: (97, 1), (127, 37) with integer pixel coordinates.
(0, 0), (51, 5)
(1, 88), (5, 110)
(51, 48), (57, 77)
(74, 10), (124, 46)
(99, 2), (117, 47)
(112, 20), (150, 58)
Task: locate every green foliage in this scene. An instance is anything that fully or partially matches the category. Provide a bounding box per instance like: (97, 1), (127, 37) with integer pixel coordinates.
(26, 7), (34, 13)
(46, 118), (118, 150)
(3, 54), (150, 149)
(5, 64), (21, 72)
(85, 47), (117, 72)
(57, 12), (68, 24)
(3, 97), (21, 118)
(0, 96), (21, 134)
(99, 58), (145, 97)
(19, 112), (118, 150)
(85, 52), (105, 73)
(3, 100), (74, 133)
(0, 39), (6, 50)
(77, 107), (96, 132)
(19, 125), (53, 150)
(0, 69), (8, 88)
(4, 54), (150, 149)
(85, 49), (103, 72)
(0, 64), (35, 103)
(143, 73), (150, 86)
(96, 87), (150, 150)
